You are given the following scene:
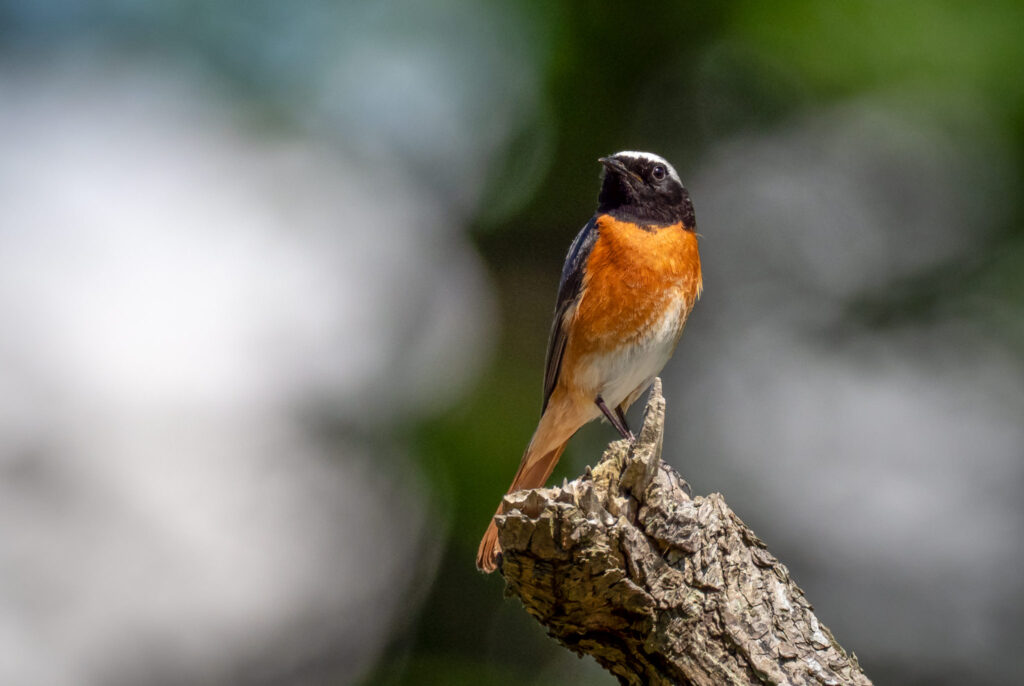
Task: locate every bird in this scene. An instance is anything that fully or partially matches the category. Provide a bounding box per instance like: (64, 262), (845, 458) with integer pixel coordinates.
(476, 151), (703, 573)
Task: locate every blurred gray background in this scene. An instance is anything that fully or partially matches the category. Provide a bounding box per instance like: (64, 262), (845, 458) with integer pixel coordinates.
(1, 2), (1022, 684)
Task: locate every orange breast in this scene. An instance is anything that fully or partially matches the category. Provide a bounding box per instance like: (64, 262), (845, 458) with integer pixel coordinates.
(566, 215), (702, 359)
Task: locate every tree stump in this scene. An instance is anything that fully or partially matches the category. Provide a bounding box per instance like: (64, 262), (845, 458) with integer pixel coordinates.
(495, 379), (872, 686)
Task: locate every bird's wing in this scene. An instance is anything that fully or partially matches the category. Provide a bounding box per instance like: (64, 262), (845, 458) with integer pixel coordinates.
(541, 215), (600, 413)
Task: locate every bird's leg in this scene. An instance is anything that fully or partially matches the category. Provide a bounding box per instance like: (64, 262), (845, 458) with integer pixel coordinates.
(596, 396), (635, 443)
(615, 404), (636, 442)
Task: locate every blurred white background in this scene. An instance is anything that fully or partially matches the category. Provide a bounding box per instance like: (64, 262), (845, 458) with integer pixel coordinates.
(0, 58), (495, 684)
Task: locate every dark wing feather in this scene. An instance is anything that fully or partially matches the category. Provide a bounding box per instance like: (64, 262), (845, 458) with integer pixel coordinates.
(541, 215), (600, 413)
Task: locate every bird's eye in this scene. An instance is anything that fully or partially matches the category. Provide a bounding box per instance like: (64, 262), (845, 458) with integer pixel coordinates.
(651, 165), (667, 181)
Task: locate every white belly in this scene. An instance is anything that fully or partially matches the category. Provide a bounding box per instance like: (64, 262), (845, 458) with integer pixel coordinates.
(576, 292), (690, 410)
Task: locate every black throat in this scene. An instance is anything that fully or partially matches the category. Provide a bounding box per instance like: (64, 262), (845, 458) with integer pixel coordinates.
(598, 183), (696, 230)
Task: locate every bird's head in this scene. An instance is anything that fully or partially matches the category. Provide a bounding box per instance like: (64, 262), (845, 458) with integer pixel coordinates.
(597, 151), (695, 229)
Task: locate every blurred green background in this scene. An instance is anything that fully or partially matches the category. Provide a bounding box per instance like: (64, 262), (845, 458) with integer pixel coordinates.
(1, 2), (1023, 685)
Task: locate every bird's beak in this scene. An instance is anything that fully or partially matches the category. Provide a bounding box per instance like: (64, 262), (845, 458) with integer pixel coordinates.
(598, 156), (643, 184)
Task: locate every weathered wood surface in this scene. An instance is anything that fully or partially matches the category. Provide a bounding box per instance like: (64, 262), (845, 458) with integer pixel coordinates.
(495, 379), (872, 686)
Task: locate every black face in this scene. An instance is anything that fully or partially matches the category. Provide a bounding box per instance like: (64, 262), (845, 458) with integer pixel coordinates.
(596, 153), (695, 229)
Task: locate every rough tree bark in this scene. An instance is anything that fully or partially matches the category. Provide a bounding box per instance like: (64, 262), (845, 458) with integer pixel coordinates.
(494, 379), (872, 686)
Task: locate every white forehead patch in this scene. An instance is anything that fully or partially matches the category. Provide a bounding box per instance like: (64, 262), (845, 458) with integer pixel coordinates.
(612, 150), (682, 185)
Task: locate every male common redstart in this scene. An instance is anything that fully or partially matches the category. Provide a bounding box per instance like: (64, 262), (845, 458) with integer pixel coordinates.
(476, 151), (702, 573)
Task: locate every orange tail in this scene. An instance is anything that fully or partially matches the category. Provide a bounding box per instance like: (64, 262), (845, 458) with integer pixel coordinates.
(475, 440), (569, 573)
